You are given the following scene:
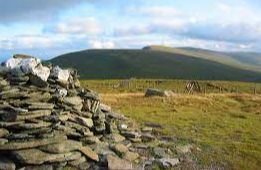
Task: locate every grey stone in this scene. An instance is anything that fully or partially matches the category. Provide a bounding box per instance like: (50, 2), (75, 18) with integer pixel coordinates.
(153, 147), (168, 158)
(0, 138), (8, 145)
(23, 164), (53, 170)
(111, 144), (129, 156)
(106, 133), (125, 143)
(123, 151), (139, 162)
(0, 135), (67, 150)
(81, 136), (100, 144)
(29, 75), (48, 88)
(155, 158), (179, 168)
(141, 133), (155, 142)
(100, 103), (111, 112)
(15, 121), (52, 130)
(79, 146), (99, 162)
(107, 155), (132, 170)
(12, 149), (81, 165)
(68, 156), (86, 167)
(39, 140), (82, 153)
(121, 131), (141, 139)
(28, 103), (54, 110)
(0, 157), (16, 170)
(16, 110), (52, 121)
(0, 128), (9, 138)
(145, 88), (174, 97)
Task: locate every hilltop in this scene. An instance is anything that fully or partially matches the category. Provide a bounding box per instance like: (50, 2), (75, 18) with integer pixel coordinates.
(49, 46), (261, 82)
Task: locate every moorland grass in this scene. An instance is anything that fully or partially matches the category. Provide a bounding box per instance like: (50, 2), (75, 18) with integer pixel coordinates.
(81, 80), (261, 169)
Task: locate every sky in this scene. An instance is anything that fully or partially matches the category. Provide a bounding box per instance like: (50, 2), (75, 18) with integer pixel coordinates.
(0, 0), (261, 61)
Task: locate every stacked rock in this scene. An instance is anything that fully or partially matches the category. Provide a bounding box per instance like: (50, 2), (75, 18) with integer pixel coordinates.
(0, 55), (142, 170)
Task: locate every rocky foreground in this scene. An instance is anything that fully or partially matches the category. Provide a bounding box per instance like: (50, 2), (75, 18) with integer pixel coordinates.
(0, 55), (183, 170)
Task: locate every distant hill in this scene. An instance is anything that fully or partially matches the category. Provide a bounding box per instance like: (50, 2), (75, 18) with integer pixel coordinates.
(49, 46), (261, 82)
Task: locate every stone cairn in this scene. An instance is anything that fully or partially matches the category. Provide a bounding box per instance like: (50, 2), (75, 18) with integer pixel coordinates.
(0, 55), (151, 170)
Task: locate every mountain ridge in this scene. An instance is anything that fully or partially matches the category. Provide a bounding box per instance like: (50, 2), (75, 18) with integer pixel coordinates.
(49, 46), (261, 82)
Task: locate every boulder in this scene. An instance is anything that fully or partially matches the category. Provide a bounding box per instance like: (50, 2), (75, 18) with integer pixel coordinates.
(145, 88), (174, 97)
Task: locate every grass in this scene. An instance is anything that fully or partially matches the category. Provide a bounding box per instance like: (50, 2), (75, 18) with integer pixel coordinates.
(81, 79), (261, 169)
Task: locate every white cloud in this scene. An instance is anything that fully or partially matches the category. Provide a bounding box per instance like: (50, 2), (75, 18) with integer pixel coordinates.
(127, 6), (183, 17)
(46, 18), (102, 35)
(0, 35), (70, 50)
(89, 40), (115, 49)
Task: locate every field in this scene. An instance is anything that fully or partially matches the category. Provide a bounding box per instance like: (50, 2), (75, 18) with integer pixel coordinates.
(81, 79), (261, 169)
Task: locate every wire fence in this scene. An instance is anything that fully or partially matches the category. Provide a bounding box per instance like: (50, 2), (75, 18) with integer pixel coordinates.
(81, 79), (261, 94)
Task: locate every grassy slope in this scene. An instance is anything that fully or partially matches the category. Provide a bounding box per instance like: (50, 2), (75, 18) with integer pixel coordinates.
(146, 45), (261, 72)
(80, 80), (261, 169)
(50, 49), (261, 82)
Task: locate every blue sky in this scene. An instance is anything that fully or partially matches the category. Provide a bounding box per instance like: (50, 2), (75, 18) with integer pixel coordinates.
(0, 0), (261, 61)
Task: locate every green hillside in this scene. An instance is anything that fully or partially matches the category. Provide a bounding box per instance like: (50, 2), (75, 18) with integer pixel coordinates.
(50, 47), (261, 82)
(145, 45), (261, 72)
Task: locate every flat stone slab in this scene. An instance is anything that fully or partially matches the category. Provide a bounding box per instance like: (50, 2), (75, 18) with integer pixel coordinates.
(0, 121), (25, 128)
(61, 97), (83, 107)
(12, 148), (81, 165)
(28, 103), (54, 110)
(16, 110), (52, 121)
(39, 140), (82, 153)
(16, 122), (52, 130)
(0, 135), (67, 150)
(79, 146), (99, 162)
